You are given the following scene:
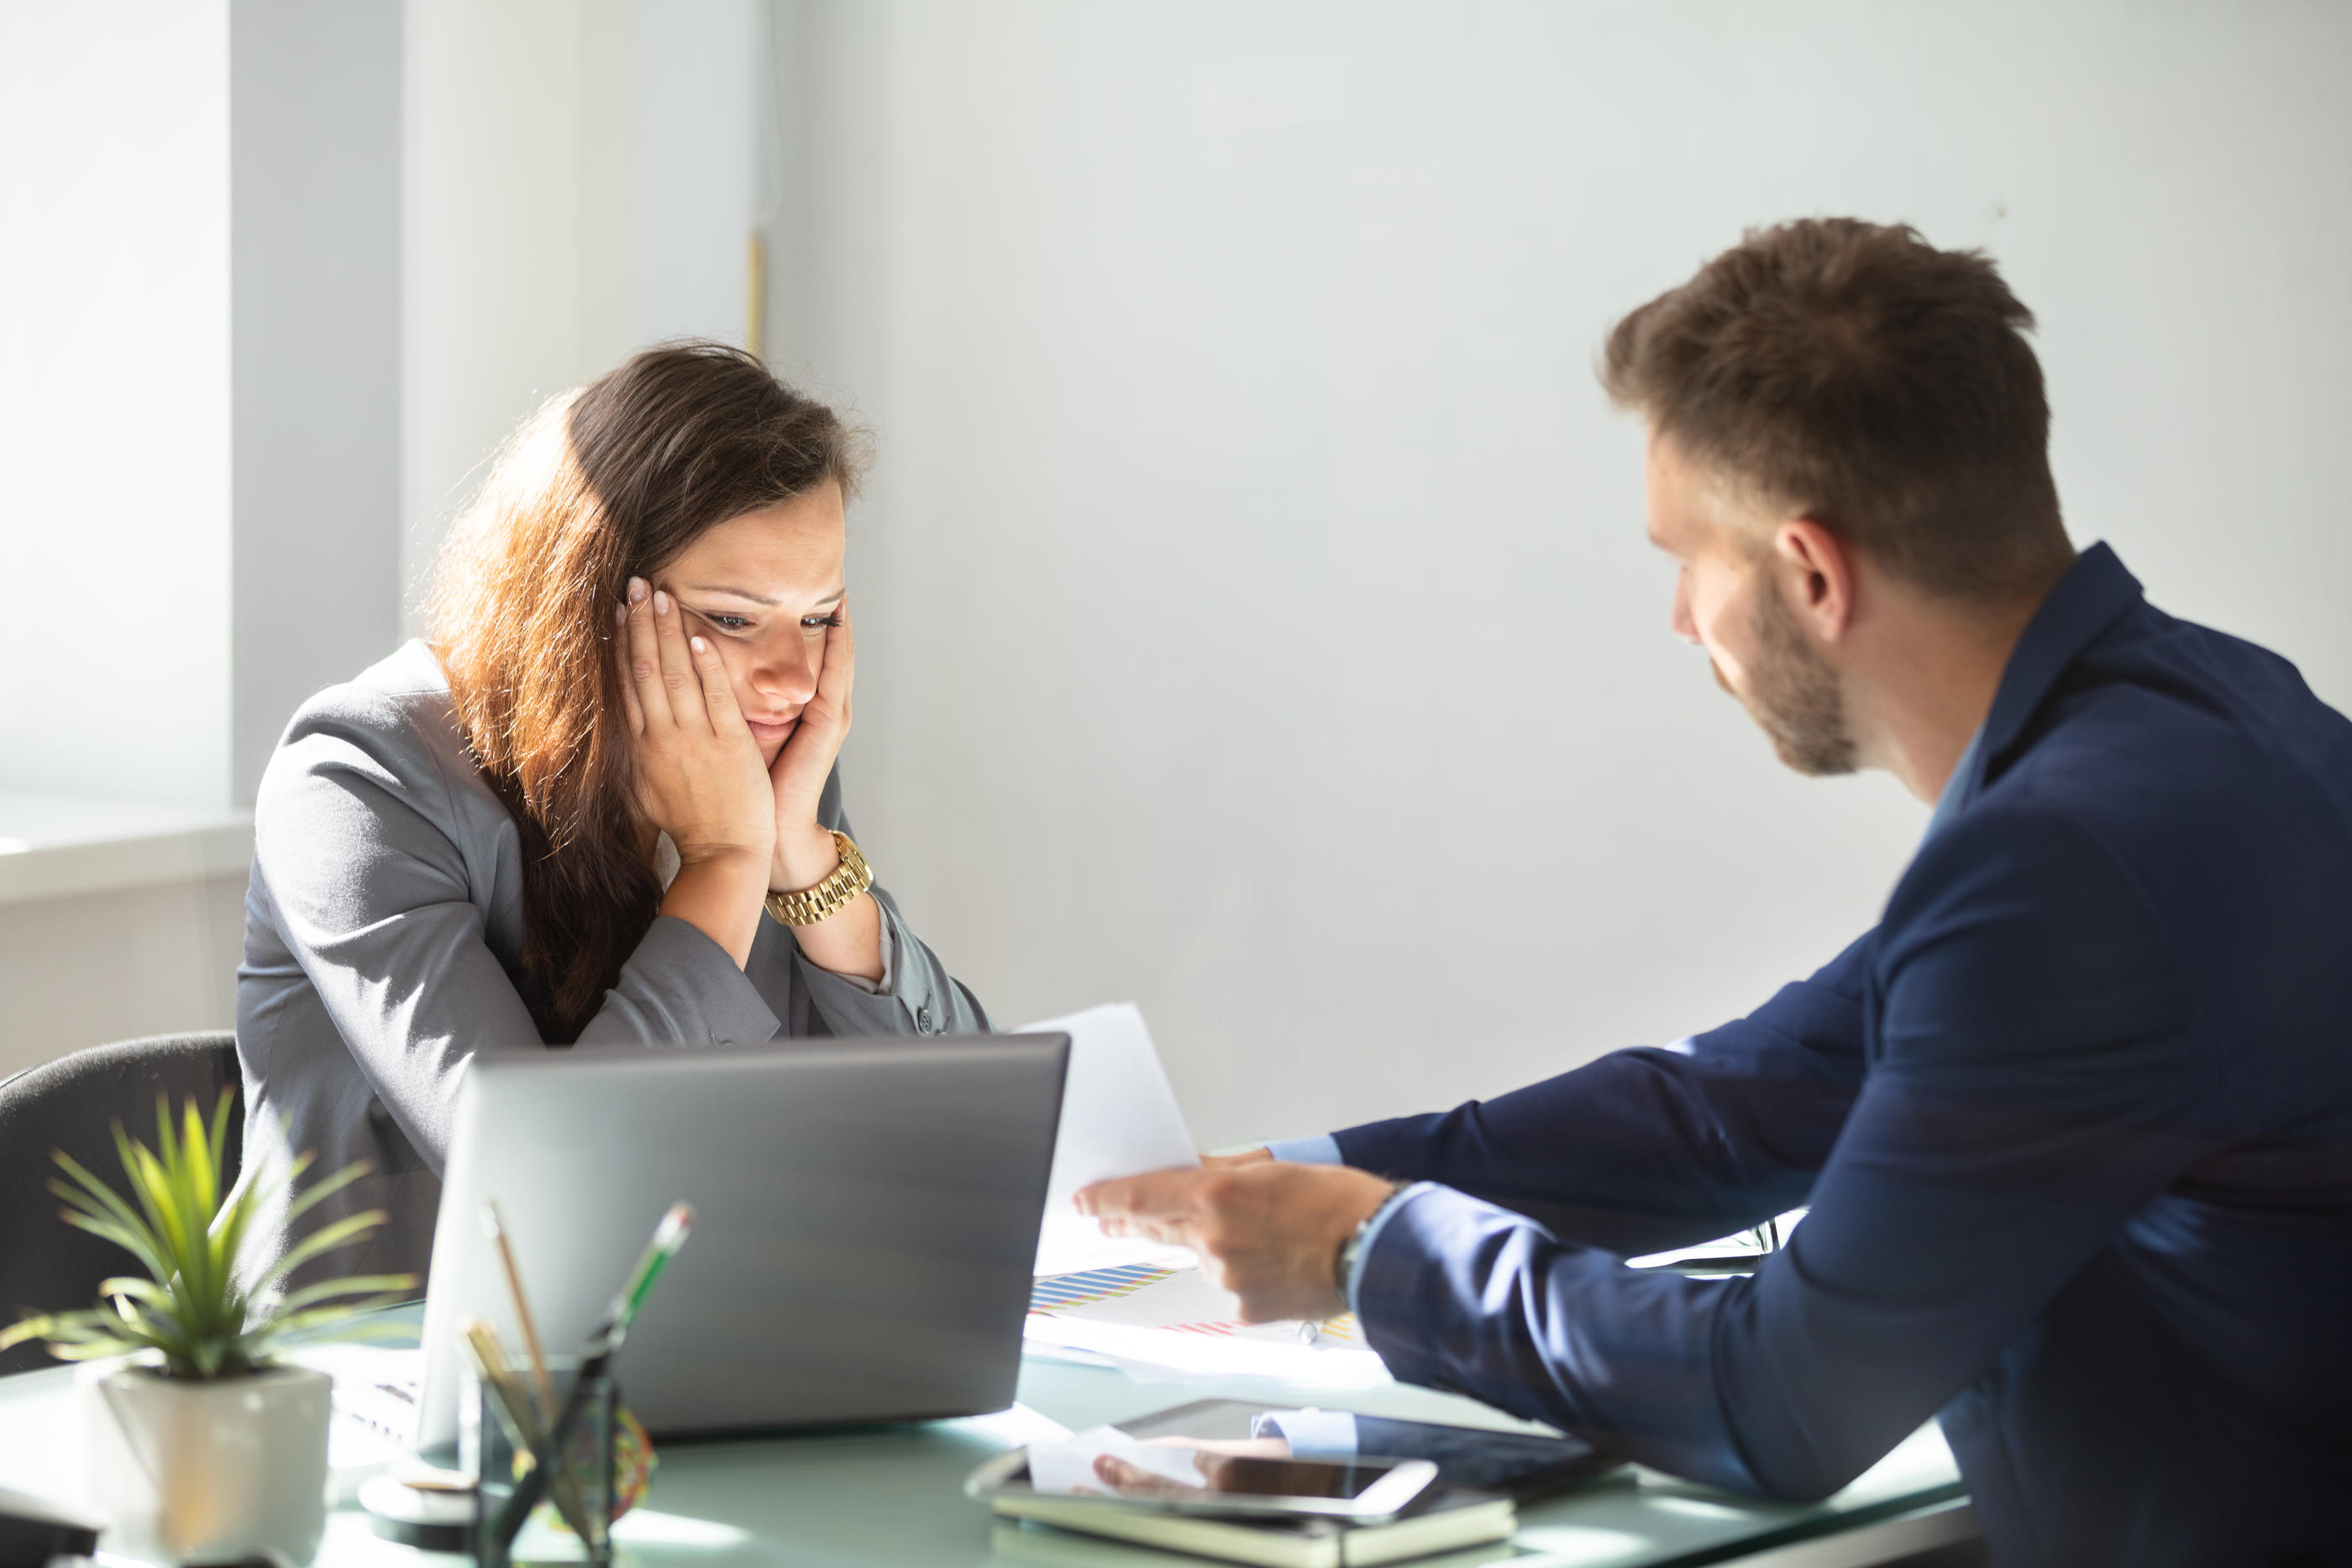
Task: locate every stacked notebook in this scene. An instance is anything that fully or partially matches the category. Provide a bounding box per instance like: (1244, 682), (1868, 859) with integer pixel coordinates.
(971, 1392), (1622, 1565)
(985, 1486), (1517, 1568)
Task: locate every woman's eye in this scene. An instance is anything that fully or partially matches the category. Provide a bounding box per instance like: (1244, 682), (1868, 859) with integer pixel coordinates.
(702, 612), (754, 632)
(800, 613), (843, 631)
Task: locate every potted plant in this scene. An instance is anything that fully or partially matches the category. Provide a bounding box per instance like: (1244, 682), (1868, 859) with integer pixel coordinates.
(1, 1093), (416, 1566)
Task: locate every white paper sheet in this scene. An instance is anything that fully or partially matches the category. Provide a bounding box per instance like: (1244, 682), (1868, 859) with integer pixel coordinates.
(1016, 1002), (1201, 1270)
(1026, 1424), (1210, 1496)
(1033, 1214), (1196, 1277)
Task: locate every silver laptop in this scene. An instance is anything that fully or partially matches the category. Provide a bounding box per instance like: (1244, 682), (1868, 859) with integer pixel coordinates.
(413, 1033), (1068, 1448)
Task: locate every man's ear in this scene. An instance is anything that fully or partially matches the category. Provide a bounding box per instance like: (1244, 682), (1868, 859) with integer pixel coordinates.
(1771, 519), (1858, 643)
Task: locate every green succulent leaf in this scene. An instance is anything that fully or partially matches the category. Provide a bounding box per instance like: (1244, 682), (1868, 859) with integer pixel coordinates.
(274, 1273), (421, 1315)
(53, 1207), (172, 1283)
(112, 1122), (176, 1248)
(281, 1158), (374, 1230)
(45, 1336), (149, 1362)
(50, 1155), (171, 1278)
(96, 1277), (177, 1313)
(281, 1313), (420, 1344)
(206, 1091), (234, 1200)
(0, 1315), (58, 1353)
(251, 1209), (391, 1296)
(268, 1294), (418, 1337)
(179, 1095), (218, 1219)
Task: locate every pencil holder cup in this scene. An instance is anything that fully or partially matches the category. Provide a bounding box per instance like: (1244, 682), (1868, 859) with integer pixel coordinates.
(462, 1356), (617, 1568)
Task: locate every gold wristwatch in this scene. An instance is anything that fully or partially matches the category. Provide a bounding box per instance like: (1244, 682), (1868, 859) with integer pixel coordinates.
(764, 831), (874, 926)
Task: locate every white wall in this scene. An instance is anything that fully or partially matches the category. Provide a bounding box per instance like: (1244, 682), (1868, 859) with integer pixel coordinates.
(230, 0), (403, 801)
(0, 1), (233, 812)
(0, 0), (401, 812)
(402, 0), (759, 624)
(777, 1), (2352, 1146)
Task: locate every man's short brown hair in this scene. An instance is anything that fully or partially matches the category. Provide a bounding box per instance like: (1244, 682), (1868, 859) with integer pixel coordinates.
(1603, 218), (2071, 600)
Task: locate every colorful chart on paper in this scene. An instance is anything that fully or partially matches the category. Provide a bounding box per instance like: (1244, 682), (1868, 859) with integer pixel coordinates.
(1031, 1266), (1362, 1343)
(1028, 1264), (1180, 1314)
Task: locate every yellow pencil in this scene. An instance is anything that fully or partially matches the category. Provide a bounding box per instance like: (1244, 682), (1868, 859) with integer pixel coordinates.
(480, 1201), (556, 1422)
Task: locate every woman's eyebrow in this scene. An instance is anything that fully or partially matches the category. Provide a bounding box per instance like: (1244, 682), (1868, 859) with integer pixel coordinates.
(681, 584), (847, 609)
(682, 584), (779, 606)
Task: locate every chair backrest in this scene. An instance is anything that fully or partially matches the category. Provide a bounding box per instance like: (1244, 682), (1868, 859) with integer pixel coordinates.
(0, 1032), (242, 1376)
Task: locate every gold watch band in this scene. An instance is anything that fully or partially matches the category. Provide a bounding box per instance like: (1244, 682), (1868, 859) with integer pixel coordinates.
(764, 831), (874, 927)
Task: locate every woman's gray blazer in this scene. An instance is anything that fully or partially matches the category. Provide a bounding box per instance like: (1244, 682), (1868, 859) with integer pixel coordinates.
(235, 640), (989, 1286)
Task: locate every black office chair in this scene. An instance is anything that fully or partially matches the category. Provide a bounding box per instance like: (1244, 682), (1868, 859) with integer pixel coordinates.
(0, 1031), (243, 1377)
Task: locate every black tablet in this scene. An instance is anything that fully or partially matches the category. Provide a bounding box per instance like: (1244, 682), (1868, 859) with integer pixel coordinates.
(1114, 1398), (1620, 1503)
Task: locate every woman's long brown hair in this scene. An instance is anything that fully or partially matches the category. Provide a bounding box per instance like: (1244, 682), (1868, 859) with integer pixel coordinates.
(427, 343), (867, 1041)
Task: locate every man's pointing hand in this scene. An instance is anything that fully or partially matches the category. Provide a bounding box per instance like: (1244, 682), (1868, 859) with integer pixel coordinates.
(1075, 1161), (1397, 1324)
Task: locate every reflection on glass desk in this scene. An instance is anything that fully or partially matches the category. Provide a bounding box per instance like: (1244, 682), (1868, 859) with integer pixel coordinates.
(0, 1312), (1970, 1568)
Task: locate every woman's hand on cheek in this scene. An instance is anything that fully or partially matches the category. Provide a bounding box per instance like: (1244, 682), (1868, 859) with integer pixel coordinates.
(769, 600), (854, 890)
(617, 577), (777, 873)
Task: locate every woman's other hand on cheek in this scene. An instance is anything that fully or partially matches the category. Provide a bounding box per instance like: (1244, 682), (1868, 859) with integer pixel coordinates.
(759, 599), (883, 983)
(770, 598), (855, 889)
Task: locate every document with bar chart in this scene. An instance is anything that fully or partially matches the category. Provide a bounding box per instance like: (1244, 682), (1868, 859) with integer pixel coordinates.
(1026, 1262), (1385, 1384)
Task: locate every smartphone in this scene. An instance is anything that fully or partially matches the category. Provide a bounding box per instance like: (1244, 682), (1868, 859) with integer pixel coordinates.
(964, 1444), (1439, 1523)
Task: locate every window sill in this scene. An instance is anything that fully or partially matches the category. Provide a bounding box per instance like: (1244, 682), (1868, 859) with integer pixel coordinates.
(0, 794), (253, 908)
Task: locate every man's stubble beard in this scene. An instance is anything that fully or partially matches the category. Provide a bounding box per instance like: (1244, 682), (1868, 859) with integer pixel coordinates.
(1715, 578), (1859, 778)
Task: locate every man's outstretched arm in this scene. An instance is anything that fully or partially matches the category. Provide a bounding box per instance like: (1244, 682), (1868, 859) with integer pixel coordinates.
(1285, 932), (1875, 1256)
(1085, 809), (2202, 1499)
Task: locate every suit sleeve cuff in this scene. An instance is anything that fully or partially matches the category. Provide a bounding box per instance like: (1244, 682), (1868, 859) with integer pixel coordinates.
(1265, 1134), (1343, 1165)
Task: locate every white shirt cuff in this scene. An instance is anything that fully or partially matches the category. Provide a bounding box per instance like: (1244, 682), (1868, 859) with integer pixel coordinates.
(1250, 1409), (1360, 1460)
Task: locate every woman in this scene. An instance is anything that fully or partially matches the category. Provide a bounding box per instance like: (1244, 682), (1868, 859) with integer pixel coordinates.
(237, 343), (989, 1283)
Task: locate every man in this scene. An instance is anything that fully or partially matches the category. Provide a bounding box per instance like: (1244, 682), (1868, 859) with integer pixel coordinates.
(1079, 219), (2352, 1565)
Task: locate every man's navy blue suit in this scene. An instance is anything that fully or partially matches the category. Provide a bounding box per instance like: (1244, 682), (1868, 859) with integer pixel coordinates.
(1328, 545), (2352, 1565)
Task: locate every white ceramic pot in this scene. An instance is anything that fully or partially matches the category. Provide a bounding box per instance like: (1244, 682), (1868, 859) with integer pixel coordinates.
(80, 1361), (332, 1566)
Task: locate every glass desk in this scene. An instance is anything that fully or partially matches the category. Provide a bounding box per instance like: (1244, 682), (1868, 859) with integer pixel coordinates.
(0, 1339), (1968, 1568)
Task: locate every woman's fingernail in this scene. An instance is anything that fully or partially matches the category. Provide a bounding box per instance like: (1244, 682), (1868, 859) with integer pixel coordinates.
(690, 636), (706, 653)
(614, 603), (626, 626)
(627, 577), (647, 603)
(654, 590), (671, 615)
